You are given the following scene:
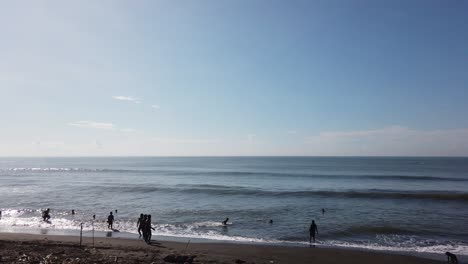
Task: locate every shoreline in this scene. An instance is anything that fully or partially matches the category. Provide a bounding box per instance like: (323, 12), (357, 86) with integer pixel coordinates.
(0, 226), (449, 257)
(0, 232), (446, 264)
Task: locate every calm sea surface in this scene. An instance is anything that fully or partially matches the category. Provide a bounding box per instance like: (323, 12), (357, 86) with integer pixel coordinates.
(0, 157), (467, 256)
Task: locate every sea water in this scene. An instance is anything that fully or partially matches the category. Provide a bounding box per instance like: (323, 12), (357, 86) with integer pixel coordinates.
(0, 157), (467, 257)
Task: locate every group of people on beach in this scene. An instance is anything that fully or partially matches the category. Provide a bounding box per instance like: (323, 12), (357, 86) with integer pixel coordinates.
(40, 207), (320, 246)
(137, 213), (155, 244)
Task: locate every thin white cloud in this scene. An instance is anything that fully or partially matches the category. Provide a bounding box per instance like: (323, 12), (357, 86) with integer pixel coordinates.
(287, 130), (298, 135)
(93, 140), (103, 148)
(120, 128), (137, 133)
(151, 104), (160, 109)
(112, 96), (140, 103)
(31, 140), (66, 149)
(68, 121), (114, 130)
(247, 134), (256, 143)
(150, 137), (218, 144)
(305, 126), (468, 156)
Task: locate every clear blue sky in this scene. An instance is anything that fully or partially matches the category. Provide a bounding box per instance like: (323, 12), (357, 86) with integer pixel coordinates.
(1, 0), (467, 156)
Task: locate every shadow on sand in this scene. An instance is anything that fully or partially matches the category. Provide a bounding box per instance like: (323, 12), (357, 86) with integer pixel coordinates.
(146, 240), (165, 248)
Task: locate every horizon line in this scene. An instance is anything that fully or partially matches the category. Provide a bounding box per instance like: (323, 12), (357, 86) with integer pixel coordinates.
(1, 155), (467, 158)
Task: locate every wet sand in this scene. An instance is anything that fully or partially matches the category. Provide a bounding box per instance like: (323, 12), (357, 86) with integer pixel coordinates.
(0, 232), (444, 263)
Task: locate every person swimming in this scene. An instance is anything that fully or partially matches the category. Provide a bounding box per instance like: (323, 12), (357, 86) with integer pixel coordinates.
(71, 209), (75, 215)
(222, 217), (229, 225)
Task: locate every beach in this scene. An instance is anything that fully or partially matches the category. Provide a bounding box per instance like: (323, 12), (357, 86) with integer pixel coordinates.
(1, 157), (467, 262)
(0, 233), (444, 263)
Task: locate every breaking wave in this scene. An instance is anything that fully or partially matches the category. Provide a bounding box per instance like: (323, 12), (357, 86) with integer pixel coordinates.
(95, 184), (468, 202)
(3, 167), (467, 182)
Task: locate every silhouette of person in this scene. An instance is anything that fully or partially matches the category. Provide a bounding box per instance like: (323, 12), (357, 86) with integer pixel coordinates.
(269, 219), (273, 224)
(222, 217), (229, 225)
(71, 209), (75, 215)
(146, 214), (155, 243)
(42, 208), (51, 221)
(93, 214), (96, 220)
(309, 220), (318, 243)
(446, 252), (458, 264)
(321, 208), (325, 215)
(107, 212), (114, 229)
(137, 213), (144, 238)
(142, 215), (148, 241)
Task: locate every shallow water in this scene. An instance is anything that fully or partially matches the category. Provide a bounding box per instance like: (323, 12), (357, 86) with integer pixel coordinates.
(0, 157), (467, 256)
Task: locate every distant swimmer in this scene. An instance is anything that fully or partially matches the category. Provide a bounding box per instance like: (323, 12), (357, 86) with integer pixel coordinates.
(42, 208), (51, 222)
(269, 219), (273, 224)
(222, 217), (229, 225)
(107, 212), (114, 229)
(93, 214), (96, 220)
(115, 209), (118, 214)
(321, 208), (325, 215)
(71, 209), (75, 215)
(309, 220), (318, 243)
(446, 252), (458, 264)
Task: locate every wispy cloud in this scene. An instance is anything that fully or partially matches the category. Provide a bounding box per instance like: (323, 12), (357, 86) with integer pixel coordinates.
(247, 134), (256, 143)
(112, 96), (140, 103)
(151, 104), (161, 109)
(120, 128), (137, 133)
(68, 121), (115, 130)
(150, 137), (218, 144)
(31, 140), (66, 149)
(305, 126), (468, 156)
(93, 140), (103, 148)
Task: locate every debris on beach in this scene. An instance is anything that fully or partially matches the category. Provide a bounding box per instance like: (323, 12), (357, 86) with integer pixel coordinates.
(163, 254), (197, 263)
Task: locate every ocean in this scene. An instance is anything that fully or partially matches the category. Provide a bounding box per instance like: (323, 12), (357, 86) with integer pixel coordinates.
(0, 157), (467, 257)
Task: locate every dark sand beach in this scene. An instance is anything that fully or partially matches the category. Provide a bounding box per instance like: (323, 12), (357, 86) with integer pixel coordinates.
(0, 233), (444, 264)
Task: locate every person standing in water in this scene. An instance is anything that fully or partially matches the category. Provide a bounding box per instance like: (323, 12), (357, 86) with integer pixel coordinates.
(222, 217), (229, 225)
(107, 212), (114, 229)
(137, 213), (144, 238)
(42, 208), (51, 221)
(309, 220), (318, 243)
(321, 208), (325, 215)
(146, 214), (155, 243)
(141, 215), (148, 241)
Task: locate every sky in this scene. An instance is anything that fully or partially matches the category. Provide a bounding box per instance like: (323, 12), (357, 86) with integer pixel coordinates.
(1, 0), (467, 156)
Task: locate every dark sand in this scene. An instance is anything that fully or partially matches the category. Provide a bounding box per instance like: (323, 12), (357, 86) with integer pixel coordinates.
(0, 233), (444, 263)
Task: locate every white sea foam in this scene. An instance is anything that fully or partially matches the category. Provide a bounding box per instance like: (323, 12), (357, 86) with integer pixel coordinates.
(0, 214), (467, 256)
(324, 240), (468, 256)
(5, 168), (81, 172)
